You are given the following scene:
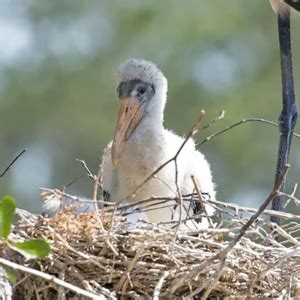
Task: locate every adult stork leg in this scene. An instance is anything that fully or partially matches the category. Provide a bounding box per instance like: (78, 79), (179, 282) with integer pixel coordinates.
(271, 3), (298, 225)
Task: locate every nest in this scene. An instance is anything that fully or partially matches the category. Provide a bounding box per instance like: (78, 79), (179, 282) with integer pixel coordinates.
(2, 188), (300, 299)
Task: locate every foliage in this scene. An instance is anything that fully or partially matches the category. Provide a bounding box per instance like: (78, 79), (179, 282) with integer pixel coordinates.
(0, 195), (51, 261)
(10, 240), (51, 260)
(0, 196), (16, 239)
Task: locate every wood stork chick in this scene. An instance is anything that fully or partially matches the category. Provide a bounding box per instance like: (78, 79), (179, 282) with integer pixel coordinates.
(102, 59), (215, 228)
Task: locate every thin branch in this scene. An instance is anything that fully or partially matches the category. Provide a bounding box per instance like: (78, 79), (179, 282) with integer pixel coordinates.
(116, 246), (145, 291)
(92, 162), (104, 231)
(0, 257), (106, 300)
(0, 149), (26, 178)
(188, 259), (226, 299)
(153, 271), (170, 300)
(39, 188), (115, 206)
(76, 159), (96, 181)
(188, 164), (290, 286)
(117, 193), (209, 212)
(218, 164), (290, 259)
(281, 186), (300, 208)
(201, 110), (225, 130)
(191, 175), (213, 227)
(251, 247), (300, 291)
(207, 196), (300, 221)
(171, 159), (183, 255)
(198, 117), (300, 147)
(63, 174), (86, 189)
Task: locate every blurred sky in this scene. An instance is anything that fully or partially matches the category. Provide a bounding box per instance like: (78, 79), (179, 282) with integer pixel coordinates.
(0, 0), (299, 217)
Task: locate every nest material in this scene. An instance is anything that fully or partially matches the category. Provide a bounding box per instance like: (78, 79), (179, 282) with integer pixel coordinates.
(3, 191), (300, 299)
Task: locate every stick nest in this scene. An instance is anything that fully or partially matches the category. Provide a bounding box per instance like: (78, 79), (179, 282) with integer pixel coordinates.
(5, 190), (300, 299)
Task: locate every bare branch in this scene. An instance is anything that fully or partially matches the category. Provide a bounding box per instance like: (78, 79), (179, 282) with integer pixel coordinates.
(0, 257), (107, 300)
(153, 271), (169, 300)
(0, 149), (26, 178)
(76, 159), (96, 181)
(198, 117), (300, 148)
(191, 175), (213, 227)
(92, 162), (105, 231)
(201, 110), (225, 130)
(63, 174), (86, 189)
(220, 164), (290, 257)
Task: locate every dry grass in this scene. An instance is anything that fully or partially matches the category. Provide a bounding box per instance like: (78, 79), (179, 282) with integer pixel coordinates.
(2, 187), (299, 299)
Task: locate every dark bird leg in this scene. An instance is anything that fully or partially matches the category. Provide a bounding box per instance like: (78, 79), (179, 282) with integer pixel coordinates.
(284, 0), (300, 12)
(271, 10), (298, 225)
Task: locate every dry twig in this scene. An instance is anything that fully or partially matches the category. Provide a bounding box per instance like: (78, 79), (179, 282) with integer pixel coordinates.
(198, 117), (300, 147)
(0, 258), (107, 300)
(0, 149), (26, 178)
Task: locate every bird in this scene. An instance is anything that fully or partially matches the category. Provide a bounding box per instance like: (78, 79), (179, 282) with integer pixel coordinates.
(101, 58), (215, 228)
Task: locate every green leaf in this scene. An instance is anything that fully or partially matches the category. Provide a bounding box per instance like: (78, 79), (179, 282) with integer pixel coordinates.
(1, 266), (16, 284)
(11, 239), (51, 259)
(0, 196), (16, 239)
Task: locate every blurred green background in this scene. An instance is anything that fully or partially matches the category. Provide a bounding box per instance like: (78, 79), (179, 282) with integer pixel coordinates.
(0, 0), (300, 215)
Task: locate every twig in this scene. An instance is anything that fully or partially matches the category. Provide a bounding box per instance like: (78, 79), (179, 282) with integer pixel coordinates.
(203, 164), (290, 272)
(201, 110), (225, 130)
(105, 206), (119, 256)
(189, 259), (226, 299)
(63, 174), (86, 189)
(251, 247), (300, 291)
(0, 257), (106, 300)
(270, 223), (299, 246)
(123, 203), (176, 217)
(76, 159), (96, 181)
(171, 159), (183, 255)
(280, 189), (300, 207)
(76, 159), (105, 231)
(117, 192), (209, 211)
(0, 149), (26, 178)
(47, 226), (108, 271)
(227, 164), (289, 248)
(156, 111), (206, 254)
(198, 118), (300, 147)
(77, 159), (115, 254)
(207, 197), (300, 221)
(92, 162), (104, 231)
(153, 271), (170, 300)
(121, 192), (300, 222)
(187, 164), (290, 293)
(202, 258), (225, 299)
(191, 175), (213, 227)
(39, 188), (115, 206)
(92, 163), (103, 207)
(116, 246), (145, 291)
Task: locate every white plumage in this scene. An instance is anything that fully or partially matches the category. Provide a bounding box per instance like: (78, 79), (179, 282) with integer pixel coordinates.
(102, 59), (215, 228)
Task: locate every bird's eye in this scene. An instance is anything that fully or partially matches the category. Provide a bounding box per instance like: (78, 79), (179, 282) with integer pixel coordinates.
(138, 87), (146, 95)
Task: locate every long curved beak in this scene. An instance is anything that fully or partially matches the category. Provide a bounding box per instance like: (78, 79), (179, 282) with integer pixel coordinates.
(112, 97), (146, 166)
